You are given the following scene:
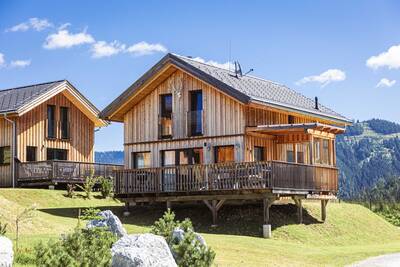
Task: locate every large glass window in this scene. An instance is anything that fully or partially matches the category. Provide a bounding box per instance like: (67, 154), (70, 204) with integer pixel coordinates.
(254, 146), (264, 162)
(47, 105), (56, 139)
(47, 148), (68, 160)
(322, 139), (330, 165)
(188, 90), (203, 136)
(286, 145), (295, 163)
(160, 94), (173, 138)
(314, 138), (321, 164)
(26, 146), (37, 162)
(0, 146), (11, 165)
(60, 107), (69, 140)
(161, 148), (204, 166)
(214, 146), (235, 163)
(133, 152), (151, 169)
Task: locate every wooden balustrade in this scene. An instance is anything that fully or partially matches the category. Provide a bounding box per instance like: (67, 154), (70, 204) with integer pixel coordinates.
(114, 161), (338, 195)
(17, 160), (123, 184)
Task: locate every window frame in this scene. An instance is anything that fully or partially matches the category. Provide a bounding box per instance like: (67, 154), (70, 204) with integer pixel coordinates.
(46, 148), (68, 161)
(159, 94), (173, 139)
(26, 146), (37, 162)
(188, 90), (203, 136)
(132, 151), (151, 169)
(0, 146), (11, 165)
(214, 145), (235, 163)
(60, 106), (70, 140)
(47, 105), (56, 139)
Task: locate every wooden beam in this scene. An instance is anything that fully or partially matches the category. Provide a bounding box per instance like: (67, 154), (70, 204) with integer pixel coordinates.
(292, 197), (303, 224)
(321, 199), (329, 222)
(203, 199), (226, 226)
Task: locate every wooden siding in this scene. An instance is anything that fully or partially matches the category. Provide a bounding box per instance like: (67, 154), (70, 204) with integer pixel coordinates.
(0, 118), (12, 187)
(244, 134), (275, 162)
(16, 92), (95, 162)
(124, 70), (246, 144)
(125, 135), (244, 168)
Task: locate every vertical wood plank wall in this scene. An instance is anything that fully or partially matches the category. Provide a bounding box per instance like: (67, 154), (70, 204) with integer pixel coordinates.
(17, 92), (95, 162)
(0, 118), (12, 187)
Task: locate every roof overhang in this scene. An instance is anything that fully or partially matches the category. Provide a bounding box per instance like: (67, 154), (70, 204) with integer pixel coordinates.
(250, 98), (352, 126)
(246, 123), (346, 135)
(1, 81), (107, 127)
(100, 53), (251, 122)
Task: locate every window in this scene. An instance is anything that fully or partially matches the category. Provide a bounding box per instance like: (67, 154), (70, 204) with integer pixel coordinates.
(322, 139), (330, 165)
(314, 138), (321, 164)
(288, 115), (295, 124)
(47, 148), (68, 160)
(26, 146), (37, 162)
(286, 146), (295, 163)
(188, 90), (203, 136)
(60, 107), (69, 140)
(0, 146), (11, 165)
(161, 148), (204, 166)
(254, 146), (264, 162)
(133, 152), (151, 169)
(214, 146), (235, 163)
(160, 94), (173, 138)
(47, 105), (56, 138)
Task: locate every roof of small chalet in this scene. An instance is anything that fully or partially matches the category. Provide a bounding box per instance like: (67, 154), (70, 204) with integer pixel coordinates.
(100, 53), (351, 124)
(0, 80), (106, 127)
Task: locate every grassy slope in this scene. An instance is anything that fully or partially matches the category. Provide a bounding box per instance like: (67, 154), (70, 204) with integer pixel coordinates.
(1, 189), (399, 267)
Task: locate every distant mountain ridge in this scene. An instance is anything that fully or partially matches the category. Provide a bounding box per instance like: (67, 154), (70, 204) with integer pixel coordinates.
(95, 119), (400, 199)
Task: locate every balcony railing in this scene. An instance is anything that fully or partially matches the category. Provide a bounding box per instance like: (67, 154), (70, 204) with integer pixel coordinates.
(114, 161), (338, 196)
(17, 160), (124, 184)
(187, 110), (203, 136)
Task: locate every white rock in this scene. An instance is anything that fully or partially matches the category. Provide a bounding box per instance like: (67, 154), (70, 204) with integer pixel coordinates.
(111, 234), (177, 267)
(171, 227), (207, 246)
(0, 236), (13, 267)
(86, 210), (127, 238)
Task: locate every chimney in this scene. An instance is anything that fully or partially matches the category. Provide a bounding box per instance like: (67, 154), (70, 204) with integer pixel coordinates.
(315, 97), (319, 110)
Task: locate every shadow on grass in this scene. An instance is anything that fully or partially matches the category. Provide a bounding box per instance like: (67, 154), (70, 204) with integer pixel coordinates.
(39, 201), (321, 237)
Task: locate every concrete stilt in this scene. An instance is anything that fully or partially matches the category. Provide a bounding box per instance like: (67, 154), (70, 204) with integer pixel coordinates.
(166, 201), (172, 210)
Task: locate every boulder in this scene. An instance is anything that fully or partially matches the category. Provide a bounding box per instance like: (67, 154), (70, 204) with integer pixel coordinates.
(86, 210), (127, 238)
(0, 236), (13, 267)
(111, 234), (177, 267)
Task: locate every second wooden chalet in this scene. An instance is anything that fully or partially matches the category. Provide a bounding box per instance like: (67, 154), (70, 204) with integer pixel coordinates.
(0, 80), (121, 188)
(100, 53), (351, 226)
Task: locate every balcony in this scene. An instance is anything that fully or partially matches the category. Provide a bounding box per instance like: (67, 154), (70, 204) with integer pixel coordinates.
(17, 160), (123, 186)
(114, 161), (338, 197)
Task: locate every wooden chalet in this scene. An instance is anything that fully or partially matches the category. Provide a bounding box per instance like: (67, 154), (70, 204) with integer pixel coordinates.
(0, 80), (122, 187)
(100, 53), (351, 226)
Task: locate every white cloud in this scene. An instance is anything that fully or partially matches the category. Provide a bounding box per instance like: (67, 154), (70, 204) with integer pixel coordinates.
(296, 69), (346, 87)
(191, 56), (234, 70)
(366, 45), (400, 70)
(10, 60), (31, 68)
(43, 29), (95, 49)
(91, 41), (126, 58)
(0, 53), (5, 66)
(126, 41), (167, 56)
(6, 18), (52, 32)
(376, 78), (396, 88)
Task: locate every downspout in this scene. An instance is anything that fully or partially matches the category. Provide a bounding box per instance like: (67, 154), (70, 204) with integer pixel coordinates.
(3, 114), (17, 188)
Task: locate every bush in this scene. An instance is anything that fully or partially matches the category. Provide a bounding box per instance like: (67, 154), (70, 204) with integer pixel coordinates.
(100, 177), (113, 198)
(76, 174), (97, 199)
(151, 209), (215, 267)
(35, 227), (117, 267)
(66, 184), (76, 198)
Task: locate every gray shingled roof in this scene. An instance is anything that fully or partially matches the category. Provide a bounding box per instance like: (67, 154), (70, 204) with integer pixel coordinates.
(174, 54), (348, 122)
(0, 80), (65, 114)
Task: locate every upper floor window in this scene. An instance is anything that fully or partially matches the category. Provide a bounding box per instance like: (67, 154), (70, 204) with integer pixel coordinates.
(288, 115), (295, 124)
(188, 90), (203, 136)
(314, 138), (330, 165)
(47, 105), (56, 139)
(0, 146), (11, 165)
(159, 94), (172, 139)
(60, 107), (70, 140)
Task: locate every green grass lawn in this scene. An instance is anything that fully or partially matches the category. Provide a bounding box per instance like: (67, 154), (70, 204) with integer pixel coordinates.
(1, 189), (400, 266)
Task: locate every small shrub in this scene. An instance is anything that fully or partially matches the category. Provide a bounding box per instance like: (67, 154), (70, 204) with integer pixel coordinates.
(66, 184), (76, 198)
(151, 210), (215, 267)
(100, 177), (113, 198)
(76, 173), (97, 199)
(15, 247), (36, 265)
(35, 227), (117, 267)
(80, 207), (102, 221)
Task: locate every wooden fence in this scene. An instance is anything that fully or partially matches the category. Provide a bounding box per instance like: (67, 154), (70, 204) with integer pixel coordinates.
(114, 161), (338, 195)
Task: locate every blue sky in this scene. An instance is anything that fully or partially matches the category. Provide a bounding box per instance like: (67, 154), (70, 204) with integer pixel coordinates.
(1, 0), (400, 151)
